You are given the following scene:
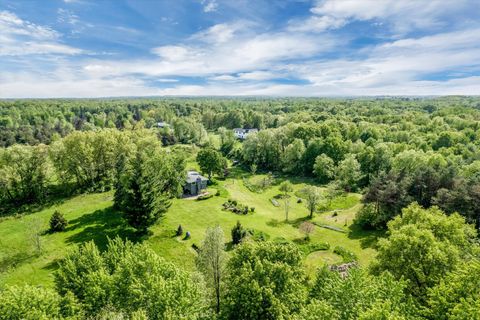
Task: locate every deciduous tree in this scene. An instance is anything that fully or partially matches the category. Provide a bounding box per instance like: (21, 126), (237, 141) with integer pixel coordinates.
(196, 226), (226, 314)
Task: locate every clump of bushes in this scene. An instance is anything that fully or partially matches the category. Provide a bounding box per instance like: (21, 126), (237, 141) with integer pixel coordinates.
(333, 246), (357, 263)
(272, 237), (289, 244)
(354, 203), (384, 229)
(249, 229), (270, 242)
(222, 199), (250, 215)
(49, 210), (67, 232)
(301, 242), (330, 255)
(197, 193), (213, 201)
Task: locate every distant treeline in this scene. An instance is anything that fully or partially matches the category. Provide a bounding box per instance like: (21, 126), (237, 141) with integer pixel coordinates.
(2, 97), (480, 229)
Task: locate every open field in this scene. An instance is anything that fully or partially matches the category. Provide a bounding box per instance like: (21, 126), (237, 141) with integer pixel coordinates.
(0, 168), (382, 288)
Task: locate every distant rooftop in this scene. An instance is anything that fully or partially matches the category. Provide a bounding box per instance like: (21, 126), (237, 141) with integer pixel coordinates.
(233, 128), (258, 133)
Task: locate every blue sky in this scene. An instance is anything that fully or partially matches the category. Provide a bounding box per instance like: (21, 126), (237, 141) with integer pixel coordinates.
(1, 0), (480, 97)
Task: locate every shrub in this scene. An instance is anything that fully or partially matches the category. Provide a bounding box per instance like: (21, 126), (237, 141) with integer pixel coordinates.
(333, 246), (357, 263)
(176, 225), (183, 236)
(250, 207), (255, 212)
(49, 210), (67, 232)
(231, 221), (247, 245)
(297, 198), (302, 203)
(272, 237), (289, 244)
(301, 242), (330, 255)
(354, 204), (382, 229)
(197, 193), (213, 200)
(249, 229), (270, 242)
(215, 190), (220, 196)
(299, 221), (315, 240)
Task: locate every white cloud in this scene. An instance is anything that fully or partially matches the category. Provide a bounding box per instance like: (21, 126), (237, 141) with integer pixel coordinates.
(151, 45), (195, 61)
(57, 8), (79, 25)
(201, 0), (218, 13)
(0, 10), (83, 56)
(0, 71), (162, 98)
(238, 71), (280, 81)
(87, 28), (335, 78)
(291, 0), (474, 34)
(286, 28), (480, 91)
(0, 10), (58, 39)
(191, 22), (246, 44)
(1, 4), (480, 98)
(210, 75), (238, 81)
(288, 15), (346, 32)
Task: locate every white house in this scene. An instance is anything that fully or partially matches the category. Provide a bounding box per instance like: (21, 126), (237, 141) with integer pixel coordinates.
(156, 121), (170, 128)
(233, 128), (258, 140)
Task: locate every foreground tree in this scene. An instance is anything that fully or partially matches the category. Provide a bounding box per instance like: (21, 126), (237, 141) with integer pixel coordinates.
(196, 226), (226, 314)
(371, 203), (477, 299)
(114, 137), (185, 233)
(222, 242), (307, 319)
(56, 238), (206, 319)
(308, 266), (417, 320)
(427, 260), (480, 319)
(0, 285), (80, 320)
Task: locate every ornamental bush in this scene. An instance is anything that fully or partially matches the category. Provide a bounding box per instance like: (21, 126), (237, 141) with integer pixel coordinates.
(49, 210), (68, 232)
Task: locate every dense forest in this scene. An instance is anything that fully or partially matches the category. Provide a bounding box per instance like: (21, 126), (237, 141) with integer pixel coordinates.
(1, 97), (480, 319)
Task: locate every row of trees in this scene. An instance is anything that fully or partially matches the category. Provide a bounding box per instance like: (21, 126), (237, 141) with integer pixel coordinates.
(4, 97), (480, 147)
(0, 129), (187, 232)
(1, 204), (479, 319)
(237, 121), (480, 228)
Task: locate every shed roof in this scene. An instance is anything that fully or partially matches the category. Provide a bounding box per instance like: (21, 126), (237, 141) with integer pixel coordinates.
(186, 170), (208, 183)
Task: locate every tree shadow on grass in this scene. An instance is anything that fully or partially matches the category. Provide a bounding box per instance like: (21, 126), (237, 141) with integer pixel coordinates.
(287, 216), (311, 228)
(347, 223), (386, 249)
(65, 206), (141, 251)
(0, 251), (35, 273)
(266, 218), (282, 227)
(42, 258), (62, 272)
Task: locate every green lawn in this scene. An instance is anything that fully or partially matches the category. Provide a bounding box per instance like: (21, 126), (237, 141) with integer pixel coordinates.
(0, 169), (381, 288)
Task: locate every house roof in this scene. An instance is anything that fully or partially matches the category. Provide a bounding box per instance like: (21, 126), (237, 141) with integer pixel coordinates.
(233, 128), (258, 133)
(186, 170), (208, 183)
(156, 121), (170, 128)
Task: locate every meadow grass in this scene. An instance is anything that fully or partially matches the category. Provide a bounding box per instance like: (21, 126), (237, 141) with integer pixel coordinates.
(0, 168), (381, 288)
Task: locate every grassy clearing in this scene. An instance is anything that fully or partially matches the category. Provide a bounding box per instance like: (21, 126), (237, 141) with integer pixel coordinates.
(0, 168), (382, 288)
